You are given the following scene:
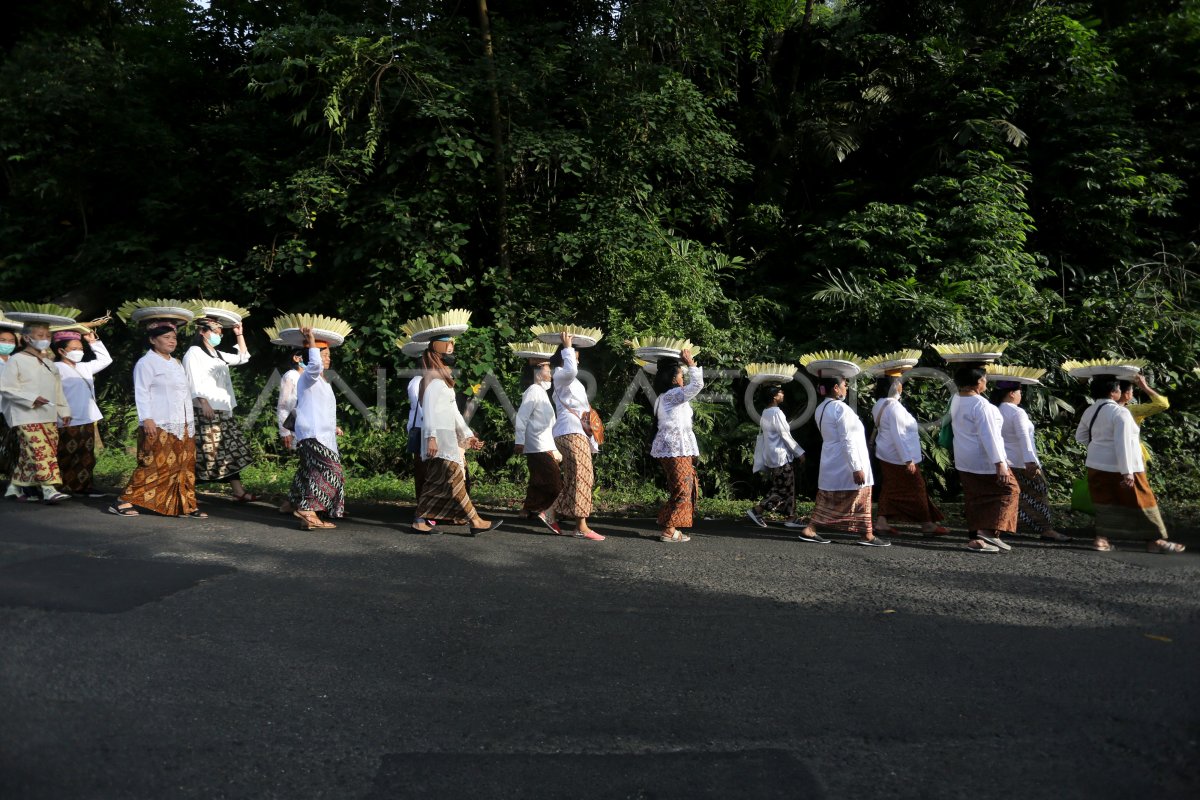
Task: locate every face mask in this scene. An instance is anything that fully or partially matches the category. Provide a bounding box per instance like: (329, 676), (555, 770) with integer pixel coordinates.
(538, 380), (552, 390)
(0, 343), (14, 356)
(441, 353), (457, 367)
(65, 350), (86, 363)
(207, 333), (222, 347)
(30, 339), (51, 351)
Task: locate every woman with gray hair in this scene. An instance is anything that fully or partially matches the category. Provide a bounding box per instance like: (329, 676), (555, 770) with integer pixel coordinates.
(871, 375), (946, 537)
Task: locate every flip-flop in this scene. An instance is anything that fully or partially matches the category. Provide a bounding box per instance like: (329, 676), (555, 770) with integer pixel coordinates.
(232, 493), (259, 503)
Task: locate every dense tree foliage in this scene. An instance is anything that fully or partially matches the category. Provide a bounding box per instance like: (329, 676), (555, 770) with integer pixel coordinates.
(2, 1), (1197, 500)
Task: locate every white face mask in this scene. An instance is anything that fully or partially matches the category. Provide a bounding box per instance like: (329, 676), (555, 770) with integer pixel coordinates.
(537, 380), (552, 390)
(30, 339), (51, 351)
(65, 350), (86, 363)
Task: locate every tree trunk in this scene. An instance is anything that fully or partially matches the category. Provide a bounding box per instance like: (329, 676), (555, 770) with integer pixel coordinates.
(476, 0), (511, 296)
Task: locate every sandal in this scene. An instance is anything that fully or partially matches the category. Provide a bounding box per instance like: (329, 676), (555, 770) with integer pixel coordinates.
(185, 510), (209, 519)
(923, 526), (951, 537)
(107, 503), (140, 517)
(232, 492), (259, 503)
(1092, 538), (1115, 552)
(294, 510), (323, 530)
(1147, 539), (1186, 555)
(469, 520), (503, 536)
(660, 530), (691, 543)
(1039, 530), (1071, 542)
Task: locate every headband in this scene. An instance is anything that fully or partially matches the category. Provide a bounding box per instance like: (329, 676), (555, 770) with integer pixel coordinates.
(312, 340), (330, 350)
(146, 321), (178, 338)
(51, 331), (82, 343)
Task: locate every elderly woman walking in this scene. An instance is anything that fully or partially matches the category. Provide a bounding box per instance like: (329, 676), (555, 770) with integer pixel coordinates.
(0, 319), (72, 503)
(651, 349), (704, 543)
(746, 383), (805, 528)
(550, 332), (604, 541)
(513, 345), (562, 533)
(51, 327), (112, 497)
(870, 375), (946, 537)
(950, 364), (1017, 553)
(286, 325), (346, 530)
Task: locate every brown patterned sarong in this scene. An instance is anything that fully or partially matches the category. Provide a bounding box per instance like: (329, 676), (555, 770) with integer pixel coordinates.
(57, 423), (97, 493)
(11, 423), (61, 487)
(877, 461), (943, 524)
(657, 456), (698, 529)
(759, 463), (796, 518)
(553, 434), (594, 519)
(416, 457), (477, 525)
(288, 438), (345, 517)
(1013, 467), (1053, 534)
(809, 487), (873, 535)
(120, 428), (198, 516)
(959, 470), (1019, 533)
(194, 410), (254, 483)
(522, 451), (563, 515)
(1088, 468), (1168, 540)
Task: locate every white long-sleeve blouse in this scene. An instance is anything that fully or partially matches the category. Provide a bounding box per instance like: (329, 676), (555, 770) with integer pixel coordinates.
(276, 367), (301, 439)
(0, 351), (70, 427)
(551, 347), (598, 451)
(651, 367), (704, 458)
(752, 406), (804, 472)
(406, 375), (425, 433)
(998, 402), (1040, 468)
(184, 344), (250, 412)
(422, 379), (473, 466)
(950, 394), (1006, 475)
(1076, 399), (1144, 475)
(871, 397), (922, 465)
(514, 384), (557, 454)
(56, 341), (113, 427)
(293, 348), (337, 454)
(815, 397), (873, 491)
(132, 351), (194, 438)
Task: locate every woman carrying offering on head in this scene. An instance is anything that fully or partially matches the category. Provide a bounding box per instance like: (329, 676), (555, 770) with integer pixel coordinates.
(550, 332), (604, 541)
(950, 364), (1017, 553)
(0, 315), (25, 484)
(184, 314), (257, 502)
(798, 368), (888, 547)
(1076, 374), (1182, 554)
(989, 372), (1067, 542)
(747, 384), (805, 529)
(51, 327), (112, 498)
(111, 319), (205, 517)
(0, 321), (71, 503)
(514, 351), (562, 533)
(287, 326), (344, 530)
(651, 350), (704, 543)
(871, 375), (946, 537)
(412, 335), (498, 535)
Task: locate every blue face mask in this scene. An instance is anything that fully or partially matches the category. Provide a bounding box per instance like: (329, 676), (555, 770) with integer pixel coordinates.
(0, 343), (14, 356)
(207, 333), (222, 347)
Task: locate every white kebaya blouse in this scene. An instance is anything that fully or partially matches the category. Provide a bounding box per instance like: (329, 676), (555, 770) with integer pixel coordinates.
(184, 344), (250, 412)
(0, 351), (70, 427)
(650, 367), (704, 458)
(752, 406), (804, 472)
(815, 397), (873, 491)
(56, 341), (113, 427)
(514, 384), (557, 454)
(998, 402), (1040, 468)
(871, 397), (922, 465)
(422, 379), (473, 466)
(277, 366), (301, 440)
(132, 351), (194, 438)
(406, 375), (425, 433)
(293, 348), (338, 454)
(950, 394), (1006, 475)
(551, 347), (598, 451)
(1076, 399), (1144, 475)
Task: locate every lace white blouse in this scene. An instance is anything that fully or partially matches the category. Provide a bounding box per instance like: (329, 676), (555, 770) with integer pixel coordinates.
(871, 397), (922, 465)
(132, 351), (194, 438)
(184, 344), (250, 412)
(276, 367), (301, 439)
(998, 402), (1040, 468)
(551, 347), (598, 452)
(0, 351), (70, 427)
(422, 379), (473, 466)
(294, 348), (337, 454)
(815, 398), (873, 491)
(752, 406), (804, 472)
(514, 384), (557, 454)
(56, 341), (113, 427)
(1076, 399), (1143, 475)
(650, 367), (704, 458)
(950, 394), (1006, 475)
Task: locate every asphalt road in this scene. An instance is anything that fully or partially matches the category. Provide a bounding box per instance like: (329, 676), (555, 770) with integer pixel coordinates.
(1, 491), (1198, 799)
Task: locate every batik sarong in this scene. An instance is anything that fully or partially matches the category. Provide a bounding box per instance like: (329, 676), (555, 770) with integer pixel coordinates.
(758, 462), (796, 518)
(1088, 468), (1168, 541)
(288, 438), (345, 518)
(194, 410), (254, 483)
(552, 433), (594, 519)
(57, 423), (97, 494)
(11, 422), (61, 487)
(877, 461), (943, 524)
(522, 451), (563, 515)
(416, 457), (476, 525)
(809, 487), (873, 535)
(1013, 467), (1053, 534)
(959, 470), (1019, 533)
(120, 428), (198, 516)
(657, 456), (698, 529)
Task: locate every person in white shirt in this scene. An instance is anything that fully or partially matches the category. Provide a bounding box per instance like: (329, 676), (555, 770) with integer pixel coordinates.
(514, 358), (562, 532)
(798, 373), (888, 547)
(870, 375), (946, 537)
(400, 339), (436, 529)
(747, 385), (805, 528)
(0, 316), (22, 484)
(950, 365), (1017, 553)
(274, 348), (303, 515)
(1076, 375), (1181, 554)
(651, 350), (704, 543)
(990, 380), (1068, 542)
(184, 317), (257, 502)
(412, 335), (499, 534)
(0, 322), (72, 503)
(549, 332), (604, 540)
(287, 328), (344, 530)
(50, 328), (112, 497)
(111, 319), (206, 518)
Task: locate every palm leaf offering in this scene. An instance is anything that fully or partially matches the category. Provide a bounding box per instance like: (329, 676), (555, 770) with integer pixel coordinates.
(860, 349), (922, 375)
(744, 362), (798, 382)
(933, 341), (1008, 358)
(987, 365), (1046, 384)
(1061, 358), (1149, 379)
(530, 324), (604, 346)
(0, 300), (82, 320)
(798, 350), (864, 367)
(272, 313), (354, 337)
(401, 309), (473, 340)
(194, 299), (252, 324)
(627, 335), (700, 355)
(508, 341), (558, 357)
(117, 298), (205, 324)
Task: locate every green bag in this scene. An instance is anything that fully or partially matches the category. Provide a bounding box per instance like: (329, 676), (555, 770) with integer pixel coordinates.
(1071, 477), (1094, 515)
(937, 400), (954, 450)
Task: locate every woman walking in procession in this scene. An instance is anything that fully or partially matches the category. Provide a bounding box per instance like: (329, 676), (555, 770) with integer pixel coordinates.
(550, 331), (604, 540)
(651, 350), (704, 543)
(950, 364), (1017, 553)
(870, 374), (946, 537)
(184, 310), (257, 502)
(513, 345), (562, 533)
(51, 327), (112, 497)
(0, 319), (71, 503)
(0, 315), (27, 484)
(747, 383), (805, 529)
(287, 325), (345, 530)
